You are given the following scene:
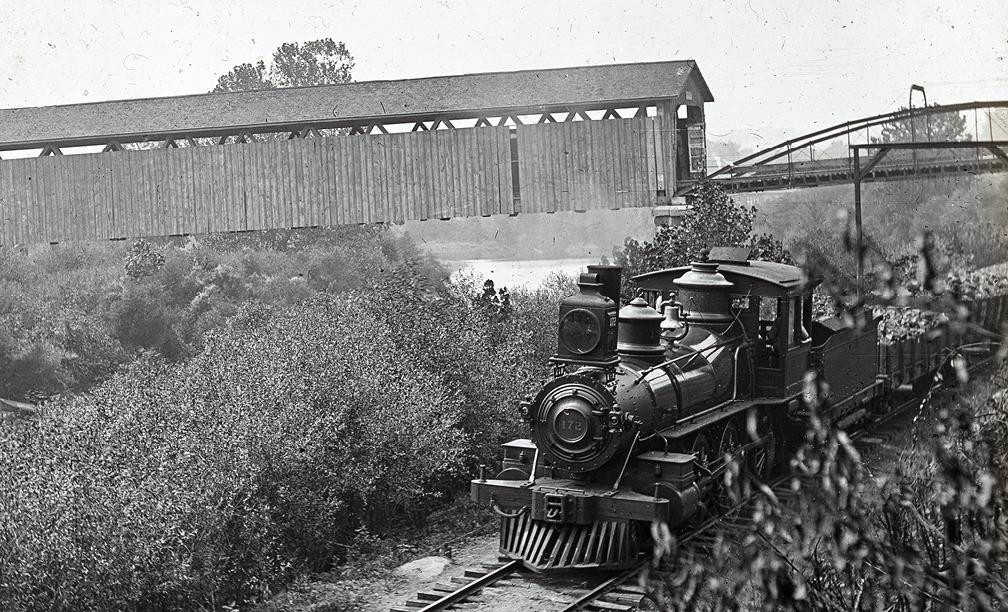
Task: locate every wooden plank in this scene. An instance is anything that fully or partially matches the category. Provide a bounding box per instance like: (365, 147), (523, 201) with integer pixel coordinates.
(317, 136), (331, 227)
(342, 134), (355, 224)
(362, 134), (374, 223)
(199, 145), (215, 234)
(35, 157), (53, 241)
(280, 139), (295, 229)
(550, 123), (564, 213)
(427, 131), (441, 219)
(446, 129), (459, 219)
(0, 160), (14, 244)
(464, 128), (477, 218)
(643, 117), (656, 204)
(68, 155), (82, 240)
(207, 145), (222, 233)
(501, 127), (515, 215)
(302, 138), (317, 227)
(395, 134), (408, 224)
(347, 135), (360, 224)
(221, 143), (237, 231)
(197, 146), (212, 234)
(287, 139), (300, 228)
(16, 161), (31, 242)
(0, 161), (11, 244)
(131, 151), (146, 237)
(368, 134), (380, 223)
(241, 143), (257, 231)
(48, 155), (65, 241)
(379, 133), (391, 222)
(50, 155), (65, 241)
(302, 138), (316, 227)
(335, 135), (348, 226)
(423, 130), (435, 220)
(108, 153), (125, 238)
(613, 119), (629, 209)
(73, 155), (91, 240)
(521, 125), (539, 213)
(318, 137), (333, 227)
(601, 120), (615, 210)
(457, 129), (470, 218)
(551, 122), (566, 212)
(354, 135), (367, 224)
(412, 132), (426, 221)
(266, 141), (282, 230)
(443, 130), (457, 219)
(528, 125), (542, 213)
(140, 149), (154, 236)
(88, 154), (104, 239)
(152, 149), (167, 236)
(476, 129), (490, 216)
(4, 160), (19, 244)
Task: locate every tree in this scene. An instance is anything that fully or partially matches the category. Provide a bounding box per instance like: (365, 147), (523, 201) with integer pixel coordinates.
(874, 103), (969, 144)
(613, 183), (790, 298)
(212, 38), (355, 93)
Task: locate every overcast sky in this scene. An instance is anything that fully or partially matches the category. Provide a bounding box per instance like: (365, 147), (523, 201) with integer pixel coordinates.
(1, 0), (1005, 147)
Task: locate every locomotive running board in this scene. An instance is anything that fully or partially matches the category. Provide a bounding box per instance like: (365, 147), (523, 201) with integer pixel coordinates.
(658, 398), (789, 440)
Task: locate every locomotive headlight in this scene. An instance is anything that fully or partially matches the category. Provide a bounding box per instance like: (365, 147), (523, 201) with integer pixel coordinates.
(559, 308), (602, 355)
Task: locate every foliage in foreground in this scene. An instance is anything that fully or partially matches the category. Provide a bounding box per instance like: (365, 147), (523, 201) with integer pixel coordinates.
(0, 265), (568, 611)
(650, 361), (1007, 610)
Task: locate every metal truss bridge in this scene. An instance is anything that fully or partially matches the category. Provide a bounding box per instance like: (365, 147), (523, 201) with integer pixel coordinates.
(675, 101), (1008, 196)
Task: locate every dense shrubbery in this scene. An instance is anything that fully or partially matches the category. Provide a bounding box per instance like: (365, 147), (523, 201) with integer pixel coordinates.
(0, 252), (567, 610)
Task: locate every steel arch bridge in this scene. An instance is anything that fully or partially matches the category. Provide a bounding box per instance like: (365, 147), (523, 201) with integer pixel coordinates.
(674, 100), (1008, 196)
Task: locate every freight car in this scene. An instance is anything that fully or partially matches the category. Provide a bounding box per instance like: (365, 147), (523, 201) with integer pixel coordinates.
(470, 247), (1004, 571)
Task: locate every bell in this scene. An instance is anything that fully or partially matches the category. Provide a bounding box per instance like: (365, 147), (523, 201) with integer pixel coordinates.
(659, 300), (688, 346)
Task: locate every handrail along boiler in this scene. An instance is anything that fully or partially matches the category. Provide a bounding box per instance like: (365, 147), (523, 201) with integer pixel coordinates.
(470, 248), (1003, 571)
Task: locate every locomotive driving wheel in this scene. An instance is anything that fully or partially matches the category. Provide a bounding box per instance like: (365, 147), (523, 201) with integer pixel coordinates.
(747, 411), (776, 483)
(712, 420), (745, 516)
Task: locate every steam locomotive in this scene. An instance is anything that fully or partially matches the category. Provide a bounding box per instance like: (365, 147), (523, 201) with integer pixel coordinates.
(470, 247), (1005, 571)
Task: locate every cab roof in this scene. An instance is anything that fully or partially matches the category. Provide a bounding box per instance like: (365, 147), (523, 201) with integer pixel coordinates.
(631, 249), (817, 298)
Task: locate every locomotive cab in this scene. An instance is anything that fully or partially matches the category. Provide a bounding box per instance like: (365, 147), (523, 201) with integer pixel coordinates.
(634, 246), (816, 399)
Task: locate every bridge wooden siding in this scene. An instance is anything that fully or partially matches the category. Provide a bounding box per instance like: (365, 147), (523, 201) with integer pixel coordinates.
(516, 117), (668, 213)
(0, 61), (714, 244)
(0, 117), (673, 244)
(0, 127), (513, 243)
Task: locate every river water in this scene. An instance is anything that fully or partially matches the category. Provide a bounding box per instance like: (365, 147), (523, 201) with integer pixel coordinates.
(444, 258), (600, 289)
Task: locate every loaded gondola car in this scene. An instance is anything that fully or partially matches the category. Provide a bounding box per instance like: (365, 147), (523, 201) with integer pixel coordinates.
(470, 247), (1003, 571)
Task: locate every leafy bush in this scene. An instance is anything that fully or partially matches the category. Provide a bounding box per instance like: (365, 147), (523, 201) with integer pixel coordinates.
(0, 226), (450, 401)
(0, 250), (565, 610)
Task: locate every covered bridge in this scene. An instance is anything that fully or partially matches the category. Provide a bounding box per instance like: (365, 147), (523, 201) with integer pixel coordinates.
(0, 60), (712, 244)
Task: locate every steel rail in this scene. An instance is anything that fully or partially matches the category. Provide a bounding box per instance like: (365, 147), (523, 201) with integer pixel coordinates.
(559, 564), (646, 612)
(414, 559), (523, 612)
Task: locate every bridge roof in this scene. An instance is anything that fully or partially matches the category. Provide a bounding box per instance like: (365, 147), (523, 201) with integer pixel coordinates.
(0, 60), (712, 149)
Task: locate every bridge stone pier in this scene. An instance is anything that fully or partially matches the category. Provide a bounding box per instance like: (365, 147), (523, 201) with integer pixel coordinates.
(0, 60), (713, 245)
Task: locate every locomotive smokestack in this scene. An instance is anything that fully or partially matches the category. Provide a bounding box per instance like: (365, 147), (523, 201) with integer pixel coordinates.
(587, 264), (622, 306)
